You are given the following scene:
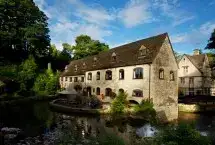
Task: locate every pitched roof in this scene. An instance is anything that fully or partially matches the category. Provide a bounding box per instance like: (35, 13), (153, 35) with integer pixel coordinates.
(185, 54), (206, 72)
(61, 33), (168, 76)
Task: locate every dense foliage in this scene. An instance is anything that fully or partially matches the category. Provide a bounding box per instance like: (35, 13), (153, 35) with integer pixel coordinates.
(0, 0), (50, 63)
(206, 29), (215, 50)
(133, 99), (156, 116)
(17, 56), (37, 94)
(33, 67), (60, 96)
(72, 35), (109, 60)
(111, 92), (128, 114)
(155, 123), (211, 145)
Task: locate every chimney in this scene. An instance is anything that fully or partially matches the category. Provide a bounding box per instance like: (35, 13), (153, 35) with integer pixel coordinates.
(193, 49), (200, 55)
(48, 63), (51, 70)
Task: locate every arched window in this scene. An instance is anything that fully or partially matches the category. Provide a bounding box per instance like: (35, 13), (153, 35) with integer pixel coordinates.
(65, 77), (68, 81)
(159, 68), (164, 79)
(88, 72), (92, 80)
(61, 77), (63, 81)
(133, 67), (143, 79)
(119, 69), (124, 80)
(74, 77), (78, 82)
(105, 88), (112, 96)
(170, 71), (174, 81)
(96, 72), (100, 80)
(105, 70), (112, 80)
(119, 88), (124, 93)
(93, 57), (97, 66)
(70, 77), (72, 82)
(96, 87), (100, 95)
(81, 77), (84, 82)
(112, 52), (117, 61)
(132, 89), (143, 97)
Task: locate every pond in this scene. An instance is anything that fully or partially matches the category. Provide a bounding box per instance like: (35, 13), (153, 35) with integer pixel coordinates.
(1, 101), (215, 144)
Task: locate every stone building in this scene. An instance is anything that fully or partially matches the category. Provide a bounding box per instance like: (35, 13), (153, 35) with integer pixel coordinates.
(178, 49), (215, 96)
(60, 33), (178, 121)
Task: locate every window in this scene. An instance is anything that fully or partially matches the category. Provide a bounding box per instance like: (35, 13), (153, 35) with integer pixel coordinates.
(159, 68), (164, 79)
(74, 65), (78, 72)
(170, 71), (174, 81)
(74, 77), (78, 82)
(88, 72), (92, 80)
(93, 57), (97, 66)
(81, 77), (84, 82)
(119, 69), (124, 80)
(61, 77), (63, 81)
(180, 78), (185, 84)
(119, 88), (124, 93)
(189, 77), (194, 84)
(132, 89), (143, 97)
(183, 66), (188, 74)
(70, 77), (72, 82)
(96, 72), (100, 80)
(139, 45), (147, 56)
(133, 67), (143, 79)
(96, 87), (100, 95)
(105, 88), (112, 96)
(112, 52), (117, 61)
(105, 70), (112, 80)
(65, 77), (68, 81)
(93, 88), (95, 92)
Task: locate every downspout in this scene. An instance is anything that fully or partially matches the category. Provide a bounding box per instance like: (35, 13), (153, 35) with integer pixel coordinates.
(149, 64), (151, 100)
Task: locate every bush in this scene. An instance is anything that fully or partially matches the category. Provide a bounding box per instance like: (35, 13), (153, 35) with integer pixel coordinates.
(110, 92), (128, 114)
(33, 68), (60, 96)
(17, 56), (37, 94)
(133, 99), (156, 118)
(155, 123), (211, 145)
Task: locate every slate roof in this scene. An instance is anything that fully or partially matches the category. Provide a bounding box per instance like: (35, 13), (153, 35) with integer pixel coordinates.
(61, 33), (168, 76)
(185, 54), (206, 72)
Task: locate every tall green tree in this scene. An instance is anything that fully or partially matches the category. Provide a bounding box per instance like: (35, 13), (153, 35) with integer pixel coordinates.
(0, 0), (50, 63)
(206, 29), (215, 50)
(72, 35), (109, 59)
(17, 56), (37, 94)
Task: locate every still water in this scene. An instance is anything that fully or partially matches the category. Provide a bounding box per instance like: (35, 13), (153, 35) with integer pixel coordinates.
(0, 101), (215, 144)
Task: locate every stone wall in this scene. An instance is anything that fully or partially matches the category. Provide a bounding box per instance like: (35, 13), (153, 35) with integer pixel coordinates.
(150, 37), (178, 121)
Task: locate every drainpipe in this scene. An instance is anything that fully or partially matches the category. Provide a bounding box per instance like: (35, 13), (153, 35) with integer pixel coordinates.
(149, 64), (151, 100)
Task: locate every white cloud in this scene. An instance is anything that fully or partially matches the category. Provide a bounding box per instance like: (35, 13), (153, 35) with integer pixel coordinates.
(209, 0), (215, 6)
(170, 33), (188, 43)
(153, 0), (195, 26)
(69, 0), (115, 26)
(118, 0), (154, 28)
(199, 22), (215, 35)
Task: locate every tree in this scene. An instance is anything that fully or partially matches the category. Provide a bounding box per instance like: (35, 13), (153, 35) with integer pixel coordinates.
(33, 67), (60, 96)
(72, 35), (109, 59)
(0, 0), (50, 63)
(174, 51), (183, 61)
(17, 56), (37, 94)
(206, 29), (215, 50)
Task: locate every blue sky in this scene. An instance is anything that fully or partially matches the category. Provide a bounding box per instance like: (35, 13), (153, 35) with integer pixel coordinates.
(34, 0), (215, 54)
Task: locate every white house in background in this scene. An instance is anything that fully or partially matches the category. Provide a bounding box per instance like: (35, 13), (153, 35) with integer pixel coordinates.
(178, 49), (215, 96)
(60, 33), (178, 121)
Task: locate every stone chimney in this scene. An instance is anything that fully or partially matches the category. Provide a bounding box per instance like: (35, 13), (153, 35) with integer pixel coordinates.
(48, 63), (51, 70)
(193, 49), (200, 55)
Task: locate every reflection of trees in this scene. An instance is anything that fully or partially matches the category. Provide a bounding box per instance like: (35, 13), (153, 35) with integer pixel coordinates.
(33, 103), (54, 128)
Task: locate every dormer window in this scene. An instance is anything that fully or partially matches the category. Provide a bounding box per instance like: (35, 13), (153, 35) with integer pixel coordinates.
(83, 62), (86, 69)
(74, 65), (78, 72)
(139, 45), (147, 56)
(112, 52), (117, 62)
(93, 57), (97, 66)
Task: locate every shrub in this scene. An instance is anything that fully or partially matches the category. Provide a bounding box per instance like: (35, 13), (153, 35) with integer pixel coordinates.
(133, 99), (156, 118)
(33, 68), (60, 96)
(17, 56), (37, 94)
(155, 123), (211, 145)
(97, 133), (125, 145)
(110, 92), (128, 114)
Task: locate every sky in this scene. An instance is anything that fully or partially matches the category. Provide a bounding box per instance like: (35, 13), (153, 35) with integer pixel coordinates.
(33, 0), (215, 54)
